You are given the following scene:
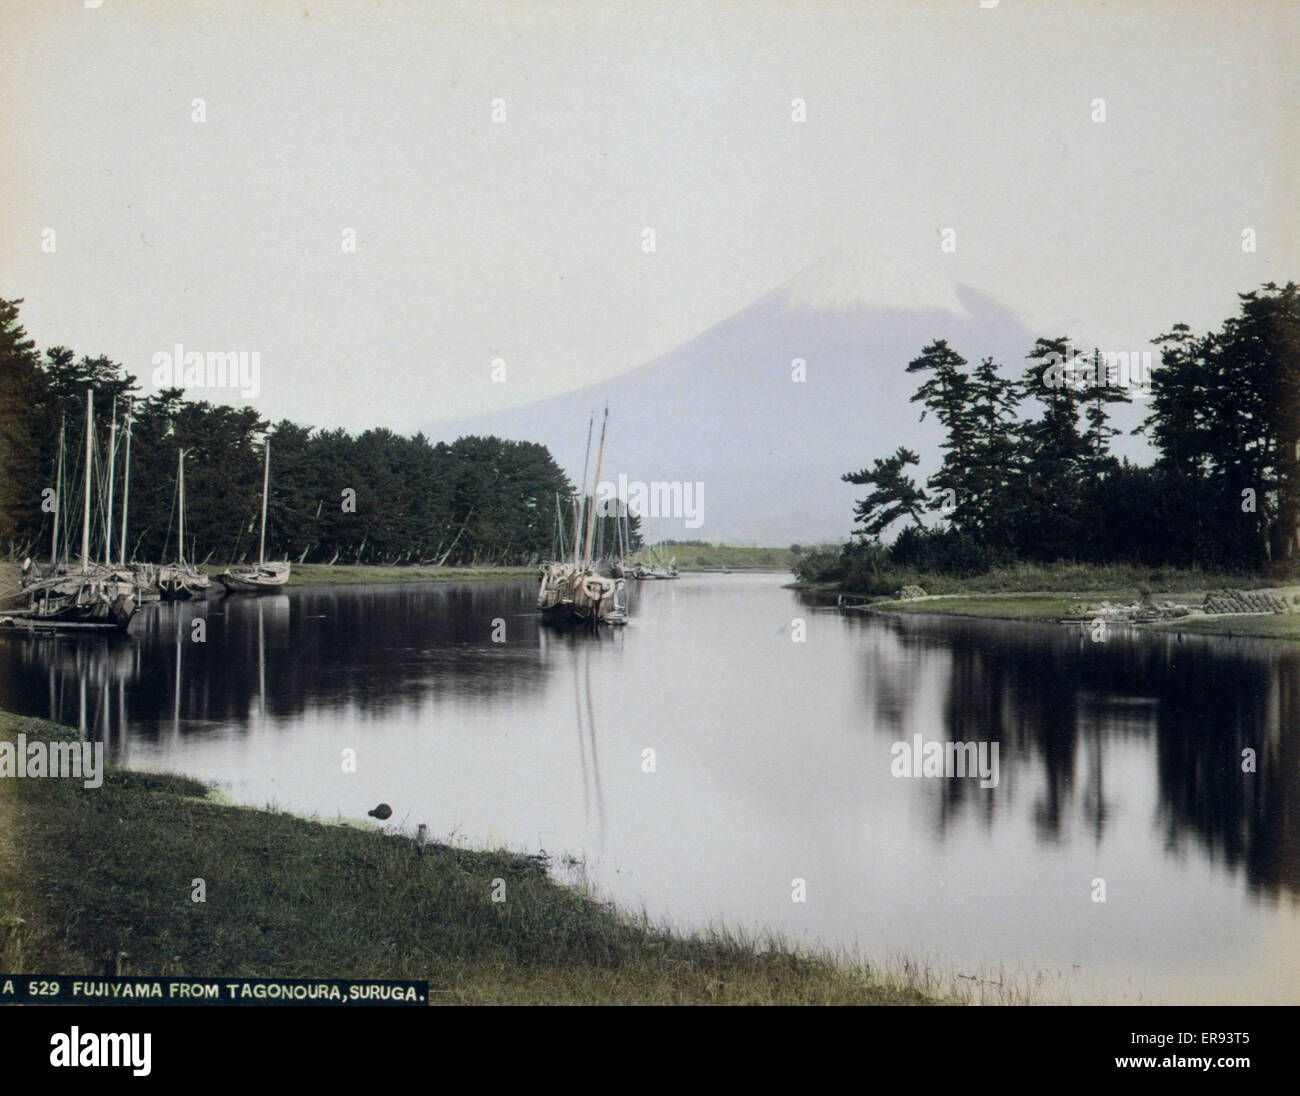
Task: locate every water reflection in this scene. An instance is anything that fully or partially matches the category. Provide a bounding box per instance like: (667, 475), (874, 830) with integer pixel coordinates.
(1, 574), (1297, 1000)
(0, 581), (555, 750)
(835, 611), (1300, 900)
(575, 641), (607, 839)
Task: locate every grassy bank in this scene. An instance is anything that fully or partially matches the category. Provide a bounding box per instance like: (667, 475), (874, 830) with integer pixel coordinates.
(0, 712), (948, 1005)
(630, 544), (797, 572)
(796, 560), (1298, 597)
(0, 562), (22, 611)
(817, 564), (1300, 641)
(857, 594), (1300, 640)
(861, 593), (1080, 622)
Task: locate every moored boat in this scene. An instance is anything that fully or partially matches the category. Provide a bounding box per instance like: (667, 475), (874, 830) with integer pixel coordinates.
(216, 560), (290, 592)
(158, 449), (210, 600)
(3, 390), (138, 633)
(157, 565), (210, 599)
(537, 408), (628, 627)
(7, 570), (137, 632)
(538, 562), (627, 625)
(216, 437), (290, 593)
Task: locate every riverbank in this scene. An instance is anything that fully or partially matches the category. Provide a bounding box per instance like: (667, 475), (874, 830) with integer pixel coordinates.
(0, 711), (950, 1005)
(857, 592), (1300, 640)
(629, 544), (796, 572)
(793, 560), (1299, 597)
(806, 569), (1300, 642)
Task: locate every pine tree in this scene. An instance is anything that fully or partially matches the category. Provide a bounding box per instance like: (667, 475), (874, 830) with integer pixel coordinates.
(0, 298), (41, 550)
(1014, 337), (1090, 559)
(904, 339), (978, 523)
(842, 447), (927, 538)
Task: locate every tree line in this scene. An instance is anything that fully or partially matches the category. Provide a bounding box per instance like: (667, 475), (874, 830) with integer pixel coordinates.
(0, 297), (640, 567)
(801, 281), (1299, 585)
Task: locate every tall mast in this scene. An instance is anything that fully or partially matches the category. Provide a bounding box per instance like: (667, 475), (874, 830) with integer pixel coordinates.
(81, 389), (93, 572)
(104, 398), (117, 565)
(574, 415), (593, 567)
(119, 402), (132, 564)
(259, 437), (270, 565)
(177, 449), (186, 567)
(582, 406), (609, 569)
(51, 417), (65, 566)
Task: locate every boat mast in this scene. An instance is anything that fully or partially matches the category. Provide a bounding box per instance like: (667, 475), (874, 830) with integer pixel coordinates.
(104, 397), (117, 566)
(81, 389), (93, 573)
(119, 401), (132, 564)
(259, 437), (270, 565)
(582, 406), (609, 569)
(51, 417), (65, 565)
(177, 449), (187, 567)
(574, 415), (593, 568)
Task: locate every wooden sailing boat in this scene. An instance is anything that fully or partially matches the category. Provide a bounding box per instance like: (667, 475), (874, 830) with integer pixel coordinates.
(216, 437), (290, 592)
(157, 449), (211, 599)
(537, 408), (628, 626)
(4, 390), (138, 632)
(117, 400), (160, 601)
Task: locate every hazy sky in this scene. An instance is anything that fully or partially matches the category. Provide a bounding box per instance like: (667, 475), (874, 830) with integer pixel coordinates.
(2, 0), (1294, 433)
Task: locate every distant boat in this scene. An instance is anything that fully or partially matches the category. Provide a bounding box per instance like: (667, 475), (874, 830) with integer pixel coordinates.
(4, 390), (137, 632)
(631, 559), (678, 580)
(157, 449), (210, 600)
(216, 437), (290, 593)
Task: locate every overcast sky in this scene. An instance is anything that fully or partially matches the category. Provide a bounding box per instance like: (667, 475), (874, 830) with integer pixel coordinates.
(1, 0), (1294, 433)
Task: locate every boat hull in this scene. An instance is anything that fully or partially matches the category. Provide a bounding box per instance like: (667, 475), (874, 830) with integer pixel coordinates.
(7, 573), (138, 633)
(216, 561), (291, 593)
(157, 565), (211, 600)
(129, 563), (162, 602)
(537, 563), (627, 625)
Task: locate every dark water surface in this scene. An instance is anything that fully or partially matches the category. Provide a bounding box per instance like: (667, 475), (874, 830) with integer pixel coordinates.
(2, 573), (1297, 1002)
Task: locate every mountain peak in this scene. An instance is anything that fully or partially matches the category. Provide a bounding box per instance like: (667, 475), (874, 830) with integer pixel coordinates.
(782, 245), (971, 317)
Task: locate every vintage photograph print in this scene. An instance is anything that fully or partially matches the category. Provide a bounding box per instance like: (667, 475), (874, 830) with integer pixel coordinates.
(0, 0), (1295, 1078)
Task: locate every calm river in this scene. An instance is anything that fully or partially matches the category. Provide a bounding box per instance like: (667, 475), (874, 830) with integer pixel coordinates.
(2, 573), (1297, 1003)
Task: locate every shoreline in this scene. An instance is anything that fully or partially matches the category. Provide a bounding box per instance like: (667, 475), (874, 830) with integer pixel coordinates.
(805, 589), (1300, 641)
(789, 568), (1300, 642)
(0, 710), (955, 1005)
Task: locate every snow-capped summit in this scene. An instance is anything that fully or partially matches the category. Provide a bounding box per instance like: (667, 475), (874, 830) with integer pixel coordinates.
(428, 249), (1041, 543)
(783, 245), (971, 317)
